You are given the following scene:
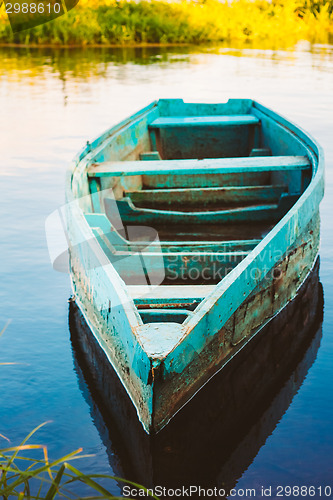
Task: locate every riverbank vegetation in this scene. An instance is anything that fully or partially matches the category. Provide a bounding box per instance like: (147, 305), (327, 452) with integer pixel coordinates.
(0, 0), (333, 47)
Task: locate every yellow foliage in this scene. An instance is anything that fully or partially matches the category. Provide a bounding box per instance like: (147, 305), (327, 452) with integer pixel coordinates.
(0, 0), (332, 45)
(0, 2), (8, 22)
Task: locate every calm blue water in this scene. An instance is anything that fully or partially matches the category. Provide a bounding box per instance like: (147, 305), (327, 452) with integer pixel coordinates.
(1, 43), (333, 498)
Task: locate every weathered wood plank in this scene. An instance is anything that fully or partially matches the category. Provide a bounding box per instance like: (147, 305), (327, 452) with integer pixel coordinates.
(250, 148), (272, 156)
(156, 98), (253, 117)
(142, 172), (271, 189)
(128, 284), (216, 303)
(88, 155), (311, 178)
(89, 178), (102, 213)
(140, 152), (161, 160)
(139, 309), (191, 324)
(125, 185), (287, 208)
(148, 115), (259, 128)
(85, 213), (261, 251)
(92, 227), (249, 283)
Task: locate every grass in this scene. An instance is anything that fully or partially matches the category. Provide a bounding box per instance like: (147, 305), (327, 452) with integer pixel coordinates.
(0, 320), (18, 368)
(0, 423), (160, 499)
(0, 326), (157, 499)
(0, 0), (332, 47)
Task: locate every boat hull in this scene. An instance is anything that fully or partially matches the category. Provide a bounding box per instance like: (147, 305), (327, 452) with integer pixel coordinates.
(69, 210), (320, 432)
(66, 99), (324, 433)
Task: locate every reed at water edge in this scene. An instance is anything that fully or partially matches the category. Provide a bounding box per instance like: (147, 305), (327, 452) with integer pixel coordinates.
(0, 0), (332, 46)
(0, 422), (159, 499)
(0, 322), (156, 499)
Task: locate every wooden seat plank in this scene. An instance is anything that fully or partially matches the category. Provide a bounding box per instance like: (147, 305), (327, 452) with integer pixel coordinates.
(92, 227), (245, 283)
(125, 185), (287, 208)
(85, 213), (261, 251)
(105, 195), (298, 225)
(148, 115), (259, 128)
(139, 151), (161, 160)
(128, 284), (216, 302)
(88, 156), (311, 178)
(139, 309), (192, 323)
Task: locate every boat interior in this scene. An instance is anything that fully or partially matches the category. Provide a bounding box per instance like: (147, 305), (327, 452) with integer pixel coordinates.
(77, 100), (313, 324)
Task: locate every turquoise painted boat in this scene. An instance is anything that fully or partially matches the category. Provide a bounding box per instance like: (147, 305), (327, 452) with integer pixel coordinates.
(66, 99), (324, 434)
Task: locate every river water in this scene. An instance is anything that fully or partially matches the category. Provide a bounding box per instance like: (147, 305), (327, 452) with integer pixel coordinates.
(1, 43), (333, 498)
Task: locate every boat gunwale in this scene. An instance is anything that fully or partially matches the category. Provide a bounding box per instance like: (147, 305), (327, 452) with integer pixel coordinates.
(65, 102), (161, 334)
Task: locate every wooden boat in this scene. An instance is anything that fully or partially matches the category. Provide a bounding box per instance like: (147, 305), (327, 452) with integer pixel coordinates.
(66, 99), (324, 434)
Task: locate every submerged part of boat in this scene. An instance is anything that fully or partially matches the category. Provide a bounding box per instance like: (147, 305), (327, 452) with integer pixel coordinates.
(66, 99), (324, 433)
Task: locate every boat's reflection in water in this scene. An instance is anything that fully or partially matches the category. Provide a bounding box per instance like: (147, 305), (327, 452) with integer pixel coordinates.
(69, 258), (323, 497)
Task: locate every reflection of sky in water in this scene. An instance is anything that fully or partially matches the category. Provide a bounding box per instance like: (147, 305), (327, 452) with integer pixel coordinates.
(0, 43), (333, 496)
(1, 44), (333, 179)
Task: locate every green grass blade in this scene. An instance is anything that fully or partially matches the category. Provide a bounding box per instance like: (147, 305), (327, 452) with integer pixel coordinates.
(93, 474), (160, 499)
(64, 467), (160, 500)
(3, 422), (51, 469)
(44, 464), (66, 500)
(36, 478), (44, 499)
(0, 425), (160, 500)
(0, 319), (12, 338)
(0, 433), (10, 443)
(63, 464), (115, 497)
(1, 448), (83, 495)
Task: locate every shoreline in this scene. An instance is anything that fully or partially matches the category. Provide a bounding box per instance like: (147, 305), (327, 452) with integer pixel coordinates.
(0, 42), (191, 48)
(0, 39), (325, 51)
(1, 0), (332, 47)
